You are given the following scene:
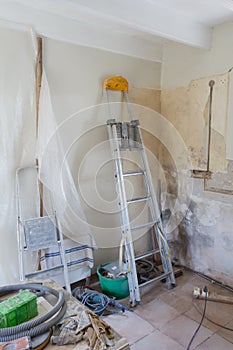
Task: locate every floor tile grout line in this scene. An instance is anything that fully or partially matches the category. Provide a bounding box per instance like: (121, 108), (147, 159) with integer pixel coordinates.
(212, 318), (233, 344)
(135, 298), (182, 331)
(186, 297), (233, 336)
(158, 327), (187, 349)
(193, 333), (233, 349)
(129, 328), (156, 347)
(192, 334), (212, 350)
(158, 311), (214, 349)
(181, 297), (233, 348)
(157, 307), (195, 348)
(131, 329), (187, 349)
(138, 284), (203, 346)
(132, 310), (158, 333)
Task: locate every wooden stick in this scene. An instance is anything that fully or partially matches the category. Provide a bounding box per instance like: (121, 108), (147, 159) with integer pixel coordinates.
(36, 37), (42, 140)
(35, 37), (43, 217)
(35, 37), (43, 269)
(196, 293), (233, 305)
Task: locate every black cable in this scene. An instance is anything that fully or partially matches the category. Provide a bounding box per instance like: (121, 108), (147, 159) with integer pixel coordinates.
(192, 299), (233, 332)
(187, 286), (208, 350)
(136, 260), (154, 275)
(174, 264), (233, 294)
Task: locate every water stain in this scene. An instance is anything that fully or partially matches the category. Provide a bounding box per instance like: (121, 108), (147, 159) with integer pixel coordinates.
(220, 232), (233, 251)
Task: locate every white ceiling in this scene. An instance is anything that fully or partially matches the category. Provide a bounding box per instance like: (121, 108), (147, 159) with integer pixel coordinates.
(1, 0), (233, 61)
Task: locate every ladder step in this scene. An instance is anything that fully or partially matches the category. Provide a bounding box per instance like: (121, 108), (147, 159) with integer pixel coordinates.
(138, 272), (171, 288)
(25, 265), (64, 278)
(131, 221), (157, 231)
(135, 249), (160, 261)
(127, 196), (149, 204)
(123, 170), (144, 177)
(120, 146), (143, 151)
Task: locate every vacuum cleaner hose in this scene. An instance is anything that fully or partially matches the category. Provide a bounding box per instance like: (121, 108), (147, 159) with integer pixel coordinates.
(0, 283), (67, 342)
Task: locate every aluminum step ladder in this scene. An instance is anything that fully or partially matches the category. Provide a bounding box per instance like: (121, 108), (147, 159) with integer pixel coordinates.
(104, 76), (176, 306)
(16, 166), (71, 293)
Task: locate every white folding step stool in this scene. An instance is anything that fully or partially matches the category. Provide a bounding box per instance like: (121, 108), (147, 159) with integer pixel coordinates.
(16, 166), (71, 293)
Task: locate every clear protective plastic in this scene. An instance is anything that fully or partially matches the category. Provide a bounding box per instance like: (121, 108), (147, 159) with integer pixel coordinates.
(0, 23), (95, 284)
(0, 24), (37, 284)
(37, 73), (96, 248)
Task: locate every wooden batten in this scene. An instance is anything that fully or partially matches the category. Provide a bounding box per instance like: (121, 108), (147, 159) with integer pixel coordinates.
(35, 37), (43, 217)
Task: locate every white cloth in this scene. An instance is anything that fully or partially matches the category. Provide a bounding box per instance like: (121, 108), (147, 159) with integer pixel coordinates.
(40, 237), (94, 271)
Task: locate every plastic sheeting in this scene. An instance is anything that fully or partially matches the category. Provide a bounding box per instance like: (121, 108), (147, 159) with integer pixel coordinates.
(37, 73), (96, 248)
(0, 24), (37, 284)
(0, 24), (95, 285)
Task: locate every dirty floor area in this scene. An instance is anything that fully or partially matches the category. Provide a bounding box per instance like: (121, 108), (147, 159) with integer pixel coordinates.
(99, 269), (233, 349)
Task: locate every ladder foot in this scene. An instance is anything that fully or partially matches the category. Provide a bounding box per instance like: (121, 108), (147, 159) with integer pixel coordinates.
(130, 300), (141, 307)
(167, 282), (176, 290)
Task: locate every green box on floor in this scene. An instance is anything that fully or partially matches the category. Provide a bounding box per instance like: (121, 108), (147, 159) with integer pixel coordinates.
(0, 290), (38, 328)
(0, 302), (17, 328)
(17, 290), (38, 319)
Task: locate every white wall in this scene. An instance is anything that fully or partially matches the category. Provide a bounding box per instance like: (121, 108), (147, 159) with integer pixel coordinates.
(162, 21), (233, 89)
(44, 39), (161, 123)
(43, 38), (162, 269)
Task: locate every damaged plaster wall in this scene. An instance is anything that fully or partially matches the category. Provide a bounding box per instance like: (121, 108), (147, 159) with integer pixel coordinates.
(161, 73), (229, 172)
(160, 21), (233, 285)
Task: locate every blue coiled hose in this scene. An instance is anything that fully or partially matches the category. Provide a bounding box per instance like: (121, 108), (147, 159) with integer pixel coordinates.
(72, 286), (132, 316)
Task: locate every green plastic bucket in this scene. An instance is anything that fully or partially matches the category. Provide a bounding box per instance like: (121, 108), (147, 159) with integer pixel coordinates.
(97, 262), (129, 299)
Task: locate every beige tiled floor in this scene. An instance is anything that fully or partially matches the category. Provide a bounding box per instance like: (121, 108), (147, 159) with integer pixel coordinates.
(102, 269), (233, 349)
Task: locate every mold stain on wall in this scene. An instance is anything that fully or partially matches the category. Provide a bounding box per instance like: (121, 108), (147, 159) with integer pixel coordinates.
(158, 72), (233, 284)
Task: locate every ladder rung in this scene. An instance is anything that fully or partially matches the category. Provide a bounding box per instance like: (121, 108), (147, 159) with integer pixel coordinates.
(123, 170), (144, 177)
(127, 196), (149, 204)
(131, 221), (157, 231)
(25, 265), (64, 278)
(135, 249), (160, 261)
(138, 272), (171, 288)
(23, 242), (61, 252)
(120, 146), (143, 151)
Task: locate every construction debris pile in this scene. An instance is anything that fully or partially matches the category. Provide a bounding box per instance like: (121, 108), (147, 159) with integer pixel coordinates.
(51, 309), (115, 349)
